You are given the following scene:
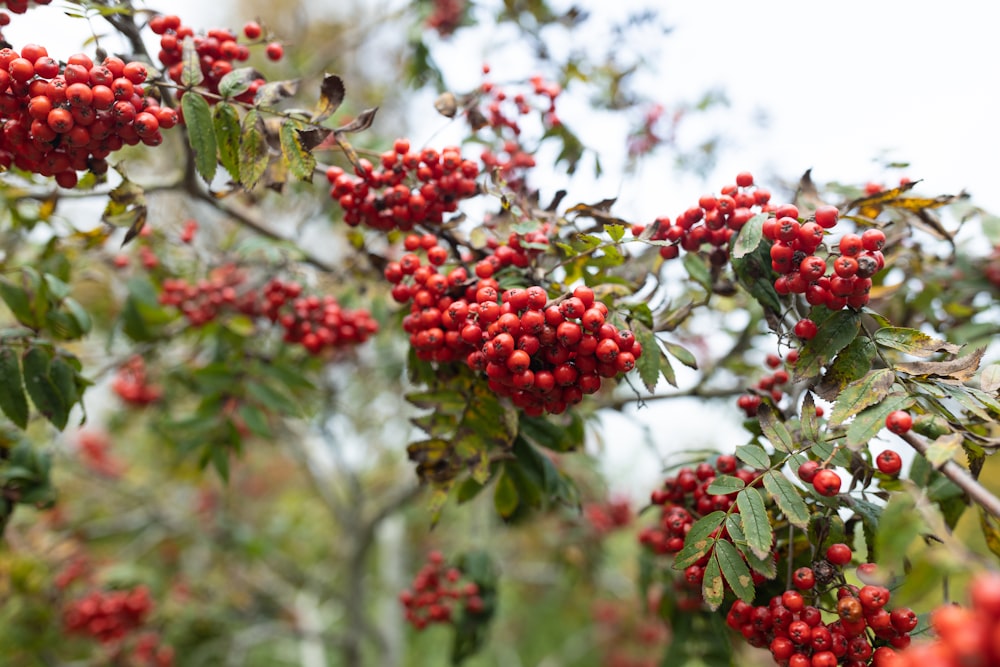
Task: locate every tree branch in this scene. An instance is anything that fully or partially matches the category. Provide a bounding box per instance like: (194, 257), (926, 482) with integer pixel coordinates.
(901, 430), (1000, 518)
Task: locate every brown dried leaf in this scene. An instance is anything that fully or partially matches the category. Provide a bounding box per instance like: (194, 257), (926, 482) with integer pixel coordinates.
(434, 91), (458, 118)
(334, 107), (378, 135)
(311, 73), (345, 124)
(895, 347), (985, 384)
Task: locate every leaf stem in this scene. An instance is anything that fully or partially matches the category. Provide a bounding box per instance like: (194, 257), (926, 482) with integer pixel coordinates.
(900, 430), (1000, 518)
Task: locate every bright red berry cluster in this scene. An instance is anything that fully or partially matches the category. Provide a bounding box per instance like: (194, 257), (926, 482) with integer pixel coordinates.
(736, 350), (803, 418)
(0, 45), (177, 186)
(386, 232), (639, 415)
(639, 456), (772, 610)
(62, 585), (154, 644)
(150, 14), (269, 102)
(131, 631), (175, 667)
(326, 141), (479, 231)
(398, 551), (484, 630)
(886, 573), (1000, 667)
(425, 0), (465, 37)
(475, 72), (561, 189)
(112, 356), (162, 406)
(158, 268), (379, 356)
(727, 543), (917, 666)
(766, 204), (885, 311)
(641, 171), (774, 262)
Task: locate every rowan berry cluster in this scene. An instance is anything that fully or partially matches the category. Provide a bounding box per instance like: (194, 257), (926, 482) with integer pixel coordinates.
(795, 460), (844, 498)
(476, 70), (561, 190)
(130, 632), (175, 667)
(425, 0), (466, 37)
(641, 171), (774, 262)
(75, 429), (125, 478)
(386, 233), (641, 415)
(0, 45), (177, 186)
(112, 356), (162, 406)
(150, 14), (272, 102)
(583, 497), (633, 535)
(398, 551), (484, 630)
(640, 455), (762, 557)
(727, 543), (917, 666)
(886, 573), (1000, 667)
(62, 585), (153, 644)
(736, 350), (802, 418)
(326, 140), (479, 231)
(159, 269), (379, 356)
(767, 204), (885, 312)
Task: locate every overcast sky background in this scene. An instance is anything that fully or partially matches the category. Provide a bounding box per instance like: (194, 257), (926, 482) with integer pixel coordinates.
(8, 0), (998, 496)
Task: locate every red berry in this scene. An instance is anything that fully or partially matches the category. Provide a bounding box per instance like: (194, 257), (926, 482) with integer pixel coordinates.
(794, 318), (818, 340)
(812, 469), (841, 496)
(814, 205), (839, 229)
(826, 543), (853, 566)
(797, 460), (820, 484)
(735, 171), (754, 188)
(875, 449), (902, 476)
(792, 567), (816, 591)
(243, 21), (262, 40)
(885, 410), (912, 435)
(265, 42), (284, 61)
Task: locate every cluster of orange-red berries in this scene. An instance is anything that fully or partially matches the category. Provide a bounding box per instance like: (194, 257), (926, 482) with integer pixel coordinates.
(385, 232), (641, 416)
(399, 551), (485, 630)
(150, 15), (281, 102)
(111, 356), (162, 406)
(158, 268), (378, 356)
(62, 585), (154, 644)
(326, 140), (480, 231)
(727, 544), (917, 667)
(0, 44), (177, 186)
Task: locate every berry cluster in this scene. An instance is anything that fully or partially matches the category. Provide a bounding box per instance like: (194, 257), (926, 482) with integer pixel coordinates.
(583, 497), (633, 535)
(796, 460), (844, 498)
(150, 15), (274, 102)
(0, 45), (177, 186)
(158, 268), (379, 356)
(425, 0), (465, 37)
(639, 456), (772, 611)
(386, 234), (641, 416)
(736, 350), (803, 418)
(130, 632), (175, 667)
(887, 573), (1000, 667)
(640, 171), (774, 262)
(398, 551), (484, 630)
(326, 140), (479, 231)
(111, 356), (162, 406)
(476, 69), (561, 190)
(766, 204), (885, 312)
(75, 429), (125, 478)
(62, 585), (153, 644)
(726, 543), (917, 666)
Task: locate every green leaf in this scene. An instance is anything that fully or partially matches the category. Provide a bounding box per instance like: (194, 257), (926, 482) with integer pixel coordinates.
(736, 487), (772, 559)
(662, 339), (697, 370)
(280, 121), (316, 182)
(732, 213), (766, 258)
(731, 237), (782, 315)
(0, 276), (36, 328)
(22, 347), (68, 429)
(874, 492), (923, 572)
(493, 468), (519, 519)
(179, 36), (204, 87)
(605, 223), (625, 242)
(237, 403), (271, 439)
(757, 403), (794, 453)
(673, 511), (726, 569)
(873, 327), (960, 358)
(682, 252), (713, 292)
(0, 347), (28, 428)
(800, 392), (820, 444)
(705, 475), (745, 495)
(182, 92), (218, 184)
(239, 109), (269, 190)
(817, 329), (877, 399)
(245, 381), (301, 417)
(714, 539), (755, 603)
(735, 443), (770, 470)
(214, 102), (242, 183)
(830, 368), (895, 425)
(762, 470), (810, 528)
(845, 393), (916, 449)
(632, 324), (662, 391)
(62, 298), (92, 337)
(48, 356), (80, 416)
(924, 433), (963, 468)
(794, 309), (861, 379)
(701, 552), (725, 610)
(728, 514), (777, 579)
(218, 67), (258, 99)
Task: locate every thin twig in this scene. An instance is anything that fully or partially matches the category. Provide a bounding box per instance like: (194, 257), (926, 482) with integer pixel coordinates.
(901, 430), (1000, 518)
